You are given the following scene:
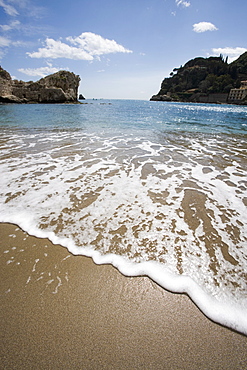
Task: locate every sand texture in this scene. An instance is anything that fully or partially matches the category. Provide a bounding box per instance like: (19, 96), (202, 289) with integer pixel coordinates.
(1, 223), (247, 369)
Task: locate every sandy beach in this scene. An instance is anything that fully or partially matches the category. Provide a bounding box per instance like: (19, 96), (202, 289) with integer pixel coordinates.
(1, 222), (247, 369)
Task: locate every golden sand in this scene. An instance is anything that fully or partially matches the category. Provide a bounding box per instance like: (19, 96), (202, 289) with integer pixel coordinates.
(1, 223), (247, 369)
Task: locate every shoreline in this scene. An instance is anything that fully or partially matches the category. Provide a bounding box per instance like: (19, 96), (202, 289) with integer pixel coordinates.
(1, 222), (247, 369)
(149, 97), (247, 105)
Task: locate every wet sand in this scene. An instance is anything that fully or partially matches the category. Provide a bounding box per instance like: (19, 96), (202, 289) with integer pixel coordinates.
(1, 222), (247, 369)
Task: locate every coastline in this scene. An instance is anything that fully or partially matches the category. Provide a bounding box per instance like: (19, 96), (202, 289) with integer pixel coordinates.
(1, 222), (247, 369)
(150, 95), (247, 105)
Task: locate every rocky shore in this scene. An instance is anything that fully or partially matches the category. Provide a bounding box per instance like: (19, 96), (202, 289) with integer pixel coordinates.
(0, 67), (80, 103)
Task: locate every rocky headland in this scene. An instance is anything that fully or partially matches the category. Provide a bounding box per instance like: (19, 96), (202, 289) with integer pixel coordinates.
(151, 52), (247, 105)
(0, 67), (81, 103)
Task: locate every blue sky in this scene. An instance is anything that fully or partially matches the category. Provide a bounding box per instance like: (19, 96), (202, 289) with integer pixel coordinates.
(0, 0), (246, 99)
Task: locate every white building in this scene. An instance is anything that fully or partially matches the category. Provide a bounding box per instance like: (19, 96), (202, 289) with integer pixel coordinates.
(228, 81), (247, 101)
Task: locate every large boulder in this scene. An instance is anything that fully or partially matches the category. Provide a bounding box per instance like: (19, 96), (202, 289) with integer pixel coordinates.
(0, 67), (81, 103)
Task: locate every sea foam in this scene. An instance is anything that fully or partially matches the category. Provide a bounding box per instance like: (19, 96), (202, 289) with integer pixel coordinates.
(0, 101), (246, 334)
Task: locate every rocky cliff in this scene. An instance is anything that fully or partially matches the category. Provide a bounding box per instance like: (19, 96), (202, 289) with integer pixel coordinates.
(151, 52), (247, 104)
(0, 67), (80, 103)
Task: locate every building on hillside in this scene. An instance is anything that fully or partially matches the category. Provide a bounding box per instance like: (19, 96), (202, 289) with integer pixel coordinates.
(228, 81), (247, 101)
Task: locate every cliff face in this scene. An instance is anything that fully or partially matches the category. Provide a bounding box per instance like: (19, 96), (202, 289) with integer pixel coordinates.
(151, 52), (247, 104)
(0, 68), (80, 103)
(0, 68), (13, 98)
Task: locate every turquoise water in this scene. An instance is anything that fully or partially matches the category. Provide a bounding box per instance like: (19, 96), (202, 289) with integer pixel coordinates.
(0, 100), (247, 334)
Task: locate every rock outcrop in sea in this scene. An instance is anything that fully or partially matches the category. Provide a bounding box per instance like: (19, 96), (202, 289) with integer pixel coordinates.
(0, 67), (81, 103)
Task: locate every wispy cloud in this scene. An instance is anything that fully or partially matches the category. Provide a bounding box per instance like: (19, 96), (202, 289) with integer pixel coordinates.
(0, 36), (31, 58)
(0, 0), (18, 16)
(0, 35), (11, 59)
(27, 32), (133, 60)
(176, 0), (191, 7)
(18, 64), (68, 77)
(193, 22), (218, 33)
(0, 35), (11, 47)
(0, 0), (46, 21)
(8, 0), (29, 9)
(0, 20), (20, 31)
(211, 47), (247, 63)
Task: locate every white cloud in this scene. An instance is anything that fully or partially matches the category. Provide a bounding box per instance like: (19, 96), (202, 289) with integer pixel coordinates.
(0, 0), (18, 16)
(18, 65), (68, 77)
(0, 35), (11, 47)
(12, 40), (30, 47)
(176, 0), (190, 7)
(211, 47), (247, 63)
(1, 0), (45, 18)
(66, 32), (132, 56)
(27, 38), (94, 60)
(193, 22), (218, 33)
(0, 20), (20, 31)
(0, 36), (10, 59)
(8, 0), (29, 9)
(27, 32), (133, 61)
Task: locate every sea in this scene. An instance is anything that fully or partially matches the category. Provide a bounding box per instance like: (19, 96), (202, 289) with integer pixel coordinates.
(0, 100), (247, 335)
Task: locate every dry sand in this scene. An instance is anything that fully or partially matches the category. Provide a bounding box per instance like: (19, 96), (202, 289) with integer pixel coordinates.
(1, 222), (247, 369)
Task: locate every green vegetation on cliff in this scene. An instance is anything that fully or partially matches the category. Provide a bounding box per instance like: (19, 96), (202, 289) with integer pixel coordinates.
(153, 52), (247, 102)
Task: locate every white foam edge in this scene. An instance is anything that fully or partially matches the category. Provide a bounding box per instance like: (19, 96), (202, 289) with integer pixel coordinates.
(88, 253), (247, 336)
(2, 214), (247, 336)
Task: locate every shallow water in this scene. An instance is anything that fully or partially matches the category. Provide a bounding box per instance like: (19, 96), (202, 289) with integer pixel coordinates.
(0, 100), (247, 334)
